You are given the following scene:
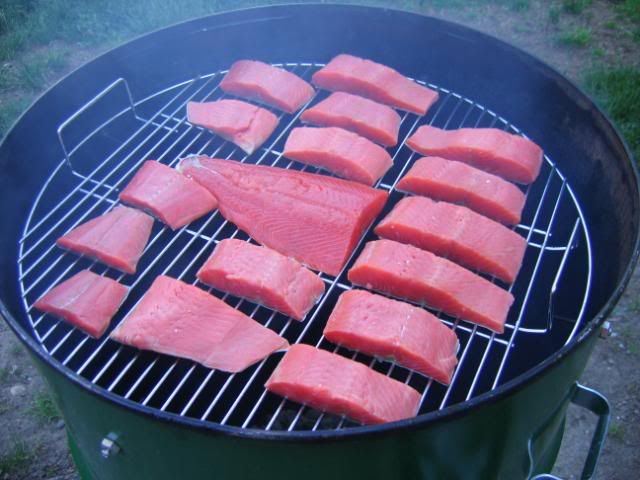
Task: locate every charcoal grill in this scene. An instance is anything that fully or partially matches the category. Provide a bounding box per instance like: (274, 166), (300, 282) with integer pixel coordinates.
(1, 5), (638, 480)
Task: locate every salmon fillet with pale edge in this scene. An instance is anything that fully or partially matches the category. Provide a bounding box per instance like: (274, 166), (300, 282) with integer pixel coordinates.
(220, 60), (315, 113)
(406, 126), (543, 184)
(57, 205), (153, 274)
(324, 290), (459, 384)
(197, 239), (325, 321)
(375, 196), (527, 283)
(110, 276), (288, 373)
(312, 54), (439, 115)
(119, 160), (217, 230)
(265, 344), (421, 424)
(178, 156), (387, 276)
(34, 270), (128, 338)
(300, 92), (401, 146)
(348, 240), (514, 333)
(186, 100), (278, 154)
(283, 127), (393, 185)
(397, 156), (526, 225)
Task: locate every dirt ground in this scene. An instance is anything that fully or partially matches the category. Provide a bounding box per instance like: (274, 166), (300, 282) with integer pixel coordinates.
(1, 1), (638, 479)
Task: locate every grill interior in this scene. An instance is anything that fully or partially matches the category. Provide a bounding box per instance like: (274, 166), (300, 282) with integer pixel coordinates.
(17, 62), (593, 432)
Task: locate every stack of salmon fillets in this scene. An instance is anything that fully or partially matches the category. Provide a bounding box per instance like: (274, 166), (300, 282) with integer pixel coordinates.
(34, 54), (543, 426)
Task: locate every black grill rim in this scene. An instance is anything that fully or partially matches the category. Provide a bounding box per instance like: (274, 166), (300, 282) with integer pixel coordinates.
(1, 4), (638, 441)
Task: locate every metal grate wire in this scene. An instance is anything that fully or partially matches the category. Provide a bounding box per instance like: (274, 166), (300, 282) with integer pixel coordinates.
(17, 62), (593, 432)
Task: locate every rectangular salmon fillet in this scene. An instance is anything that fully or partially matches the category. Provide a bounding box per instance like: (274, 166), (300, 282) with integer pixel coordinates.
(178, 156), (388, 276)
(57, 205), (154, 274)
(397, 156), (526, 225)
(220, 60), (315, 113)
(283, 127), (393, 186)
(312, 54), (439, 115)
(34, 270), (128, 338)
(197, 239), (325, 321)
(119, 160), (217, 230)
(324, 290), (458, 384)
(300, 92), (401, 146)
(348, 240), (514, 333)
(406, 126), (543, 184)
(187, 99), (278, 154)
(265, 344), (421, 425)
(375, 196), (527, 283)
(110, 276), (288, 373)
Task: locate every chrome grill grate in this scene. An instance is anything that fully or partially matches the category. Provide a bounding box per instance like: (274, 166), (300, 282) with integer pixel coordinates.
(18, 63), (593, 432)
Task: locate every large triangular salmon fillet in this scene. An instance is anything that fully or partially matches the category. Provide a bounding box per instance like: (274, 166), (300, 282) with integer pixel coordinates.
(110, 276), (288, 373)
(178, 156), (388, 276)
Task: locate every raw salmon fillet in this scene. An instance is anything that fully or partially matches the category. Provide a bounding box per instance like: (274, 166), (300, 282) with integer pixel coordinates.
(34, 270), (128, 338)
(406, 126), (543, 184)
(397, 156), (526, 225)
(197, 239), (325, 321)
(348, 240), (514, 333)
(375, 196), (527, 283)
(324, 290), (458, 384)
(283, 127), (393, 185)
(57, 205), (154, 275)
(220, 60), (315, 113)
(178, 156), (388, 276)
(312, 54), (439, 115)
(300, 92), (401, 146)
(186, 99), (278, 154)
(110, 276), (288, 373)
(265, 344), (421, 424)
(119, 160), (217, 230)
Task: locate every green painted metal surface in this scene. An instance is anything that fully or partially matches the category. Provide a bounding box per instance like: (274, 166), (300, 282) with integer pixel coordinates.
(31, 332), (597, 480)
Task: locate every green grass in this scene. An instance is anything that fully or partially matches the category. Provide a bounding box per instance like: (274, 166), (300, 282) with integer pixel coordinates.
(30, 391), (61, 423)
(618, 0), (640, 23)
(585, 67), (640, 162)
(604, 20), (618, 30)
(608, 422), (625, 440)
(559, 27), (592, 46)
(0, 0), (252, 61)
(562, 0), (592, 14)
(0, 441), (33, 477)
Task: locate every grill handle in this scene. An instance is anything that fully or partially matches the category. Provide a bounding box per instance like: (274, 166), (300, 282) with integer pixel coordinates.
(57, 77), (137, 173)
(530, 383), (610, 480)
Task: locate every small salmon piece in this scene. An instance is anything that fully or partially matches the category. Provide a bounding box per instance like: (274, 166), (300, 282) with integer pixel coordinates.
(220, 60), (315, 113)
(57, 205), (153, 275)
(34, 270), (128, 338)
(197, 239), (325, 321)
(119, 160), (217, 230)
(406, 126), (543, 184)
(375, 196), (527, 283)
(348, 240), (514, 333)
(111, 276), (288, 373)
(265, 344), (421, 425)
(300, 92), (401, 147)
(397, 156), (526, 225)
(324, 290), (459, 384)
(187, 99), (278, 154)
(283, 127), (393, 185)
(178, 156), (387, 276)
(312, 54), (439, 115)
